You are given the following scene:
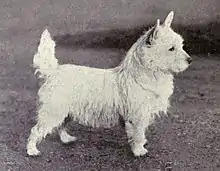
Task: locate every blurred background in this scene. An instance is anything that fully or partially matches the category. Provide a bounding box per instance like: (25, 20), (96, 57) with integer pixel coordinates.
(1, 0), (220, 55)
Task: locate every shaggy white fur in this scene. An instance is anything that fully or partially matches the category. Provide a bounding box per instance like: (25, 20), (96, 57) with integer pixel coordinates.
(27, 11), (192, 157)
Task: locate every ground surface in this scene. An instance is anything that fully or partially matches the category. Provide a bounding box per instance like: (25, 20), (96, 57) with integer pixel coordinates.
(1, 0), (220, 171)
(1, 53), (220, 171)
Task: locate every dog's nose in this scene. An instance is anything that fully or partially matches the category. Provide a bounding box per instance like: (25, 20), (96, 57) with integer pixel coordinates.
(186, 57), (192, 64)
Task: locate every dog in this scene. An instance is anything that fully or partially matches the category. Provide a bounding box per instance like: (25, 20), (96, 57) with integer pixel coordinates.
(27, 11), (192, 157)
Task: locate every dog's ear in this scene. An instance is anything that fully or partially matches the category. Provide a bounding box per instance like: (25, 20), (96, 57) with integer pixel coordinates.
(152, 19), (160, 38)
(145, 19), (160, 46)
(163, 11), (174, 27)
(155, 19), (160, 28)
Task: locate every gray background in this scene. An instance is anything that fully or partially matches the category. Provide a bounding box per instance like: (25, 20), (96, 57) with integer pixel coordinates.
(0, 0), (220, 170)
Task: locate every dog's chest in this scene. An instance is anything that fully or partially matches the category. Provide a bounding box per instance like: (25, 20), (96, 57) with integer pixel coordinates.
(136, 73), (174, 113)
(152, 74), (174, 112)
(154, 74), (174, 98)
(138, 73), (173, 97)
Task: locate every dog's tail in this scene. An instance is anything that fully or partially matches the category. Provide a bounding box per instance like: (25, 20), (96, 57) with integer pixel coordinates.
(33, 29), (58, 75)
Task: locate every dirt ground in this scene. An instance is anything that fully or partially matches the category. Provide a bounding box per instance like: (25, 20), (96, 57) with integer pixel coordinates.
(1, 0), (220, 171)
(1, 48), (220, 171)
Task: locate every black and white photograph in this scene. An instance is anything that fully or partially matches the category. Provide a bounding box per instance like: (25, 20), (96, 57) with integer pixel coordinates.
(0, 0), (220, 170)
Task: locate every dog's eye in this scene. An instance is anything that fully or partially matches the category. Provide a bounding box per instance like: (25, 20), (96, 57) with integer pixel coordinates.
(168, 46), (175, 51)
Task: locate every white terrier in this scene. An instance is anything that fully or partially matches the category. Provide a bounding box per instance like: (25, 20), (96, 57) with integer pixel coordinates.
(27, 11), (192, 157)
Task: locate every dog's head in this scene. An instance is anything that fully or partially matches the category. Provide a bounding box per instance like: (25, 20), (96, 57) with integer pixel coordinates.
(133, 11), (192, 73)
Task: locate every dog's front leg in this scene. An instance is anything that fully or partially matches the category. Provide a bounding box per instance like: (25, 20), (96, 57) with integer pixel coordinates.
(125, 119), (148, 157)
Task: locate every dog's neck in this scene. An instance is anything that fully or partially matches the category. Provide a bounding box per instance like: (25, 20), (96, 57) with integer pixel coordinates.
(115, 48), (173, 81)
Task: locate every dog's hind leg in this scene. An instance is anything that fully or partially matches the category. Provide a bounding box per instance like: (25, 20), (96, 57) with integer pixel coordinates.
(126, 119), (148, 157)
(59, 128), (77, 144)
(58, 116), (77, 144)
(27, 104), (69, 156)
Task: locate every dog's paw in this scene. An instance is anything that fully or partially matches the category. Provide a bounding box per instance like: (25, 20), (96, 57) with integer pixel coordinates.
(61, 135), (77, 144)
(27, 148), (41, 156)
(60, 130), (77, 144)
(132, 146), (148, 157)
